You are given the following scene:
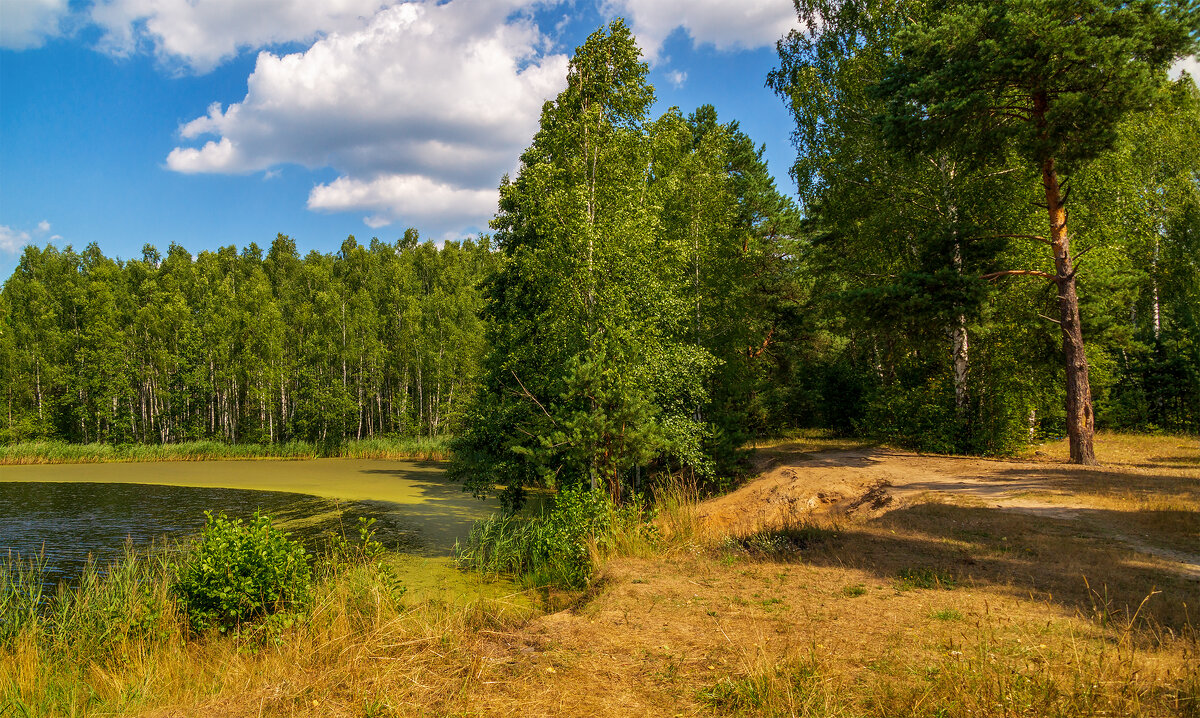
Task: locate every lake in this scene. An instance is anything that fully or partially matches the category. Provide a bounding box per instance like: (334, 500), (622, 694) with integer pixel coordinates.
(0, 459), (500, 588)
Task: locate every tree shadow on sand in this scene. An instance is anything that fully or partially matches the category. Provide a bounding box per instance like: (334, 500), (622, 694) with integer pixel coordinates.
(787, 501), (1198, 634)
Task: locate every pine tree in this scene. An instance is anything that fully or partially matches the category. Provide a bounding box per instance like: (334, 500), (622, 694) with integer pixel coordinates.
(874, 0), (1200, 463)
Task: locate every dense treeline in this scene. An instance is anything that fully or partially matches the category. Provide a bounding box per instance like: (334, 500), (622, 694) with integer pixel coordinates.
(0, 233), (494, 445)
(2, 5), (1196, 484)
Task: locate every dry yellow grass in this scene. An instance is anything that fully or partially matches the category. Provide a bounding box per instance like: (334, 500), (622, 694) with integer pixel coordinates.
(3, 432), (1197, 717)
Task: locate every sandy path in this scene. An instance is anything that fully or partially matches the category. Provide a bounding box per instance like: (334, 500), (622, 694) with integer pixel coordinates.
(697, 444), (1200, 579)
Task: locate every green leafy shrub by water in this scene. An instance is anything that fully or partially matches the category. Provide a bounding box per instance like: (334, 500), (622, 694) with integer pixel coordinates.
(455, 487), (649, 589)
(173, 512), (312, 633)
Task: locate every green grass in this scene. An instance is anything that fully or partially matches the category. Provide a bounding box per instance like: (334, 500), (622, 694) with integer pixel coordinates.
(0, 436), (451, 465)
(455, 487), (654, 589)
(698, 657), (825, 715)
(1, 541), (181, 660)
(894, 567), (957, 591)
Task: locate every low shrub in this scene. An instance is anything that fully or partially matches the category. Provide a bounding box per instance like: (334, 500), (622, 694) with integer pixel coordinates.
(172, 512), (313, 633)
(720, 523), (840, 560)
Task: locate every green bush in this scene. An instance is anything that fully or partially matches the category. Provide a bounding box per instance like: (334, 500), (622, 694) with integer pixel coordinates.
(172, 512), (312, 633)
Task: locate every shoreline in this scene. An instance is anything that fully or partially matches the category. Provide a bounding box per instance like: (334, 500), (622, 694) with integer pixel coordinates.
(0, 438), (452, 466)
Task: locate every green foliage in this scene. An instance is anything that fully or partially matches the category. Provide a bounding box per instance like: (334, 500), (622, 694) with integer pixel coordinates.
(0, 512), (401, 664)
(770, 1), (1200, 455)
(1076, 81), (1200, 434)
(455, 487), (648, 589)
(0, 236), (494, 446)
(875, 0), (1199, 171)
(453, 21), (801, 506)
(172, 512), (312, 634)
(862, 377), (964, 454)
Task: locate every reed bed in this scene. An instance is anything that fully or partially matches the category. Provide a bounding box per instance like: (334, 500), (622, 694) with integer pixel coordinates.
(454, 487), (656, 590)
(0, 436), (451, 465)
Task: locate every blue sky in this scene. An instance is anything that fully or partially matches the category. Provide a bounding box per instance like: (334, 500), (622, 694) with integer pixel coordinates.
(0, 0), (804, 279)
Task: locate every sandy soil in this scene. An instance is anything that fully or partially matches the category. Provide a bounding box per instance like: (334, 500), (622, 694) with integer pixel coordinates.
(698, 442), (1200, 579)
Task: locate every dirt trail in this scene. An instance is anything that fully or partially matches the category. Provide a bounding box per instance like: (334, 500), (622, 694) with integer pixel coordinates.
(697, 443), (1200, 579)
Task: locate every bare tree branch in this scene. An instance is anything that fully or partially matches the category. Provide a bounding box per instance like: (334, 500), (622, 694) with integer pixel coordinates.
(510, 369), (556, 425)
(972, 234), (1052, 246)
(981, 269), (1058, 282)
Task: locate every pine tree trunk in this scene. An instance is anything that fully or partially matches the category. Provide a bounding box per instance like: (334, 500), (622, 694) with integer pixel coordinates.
(1041, 156), (1097, 465)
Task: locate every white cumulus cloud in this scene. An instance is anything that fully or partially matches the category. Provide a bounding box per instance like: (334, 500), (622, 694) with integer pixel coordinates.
(308, 175), (499, 231)
(90, 0), (392, 72)
(0, 0), (69, 50)
(0, 226), (32, 254)
(603, 0), (797, 59)
(166, 0), (567, 233)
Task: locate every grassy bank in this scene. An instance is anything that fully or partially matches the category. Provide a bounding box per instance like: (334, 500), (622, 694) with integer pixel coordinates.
(0, 436), (451, 465)
(3, 432), (1197, 716)
(0, 513), (528, 717)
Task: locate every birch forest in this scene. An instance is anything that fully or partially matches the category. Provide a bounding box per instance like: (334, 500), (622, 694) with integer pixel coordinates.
(0, 233), (493, 444)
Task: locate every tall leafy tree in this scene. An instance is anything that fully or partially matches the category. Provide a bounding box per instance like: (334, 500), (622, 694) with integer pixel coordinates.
(453, 21), (803, 506)
(0, 234), (493, 446)
(454, 20), (721, 507)
(650, 105), (803, 461)
(1072, 81), (1200, 432)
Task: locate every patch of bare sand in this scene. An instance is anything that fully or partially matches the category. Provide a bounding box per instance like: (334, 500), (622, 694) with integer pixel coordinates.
(697, 443), (1200, 579)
